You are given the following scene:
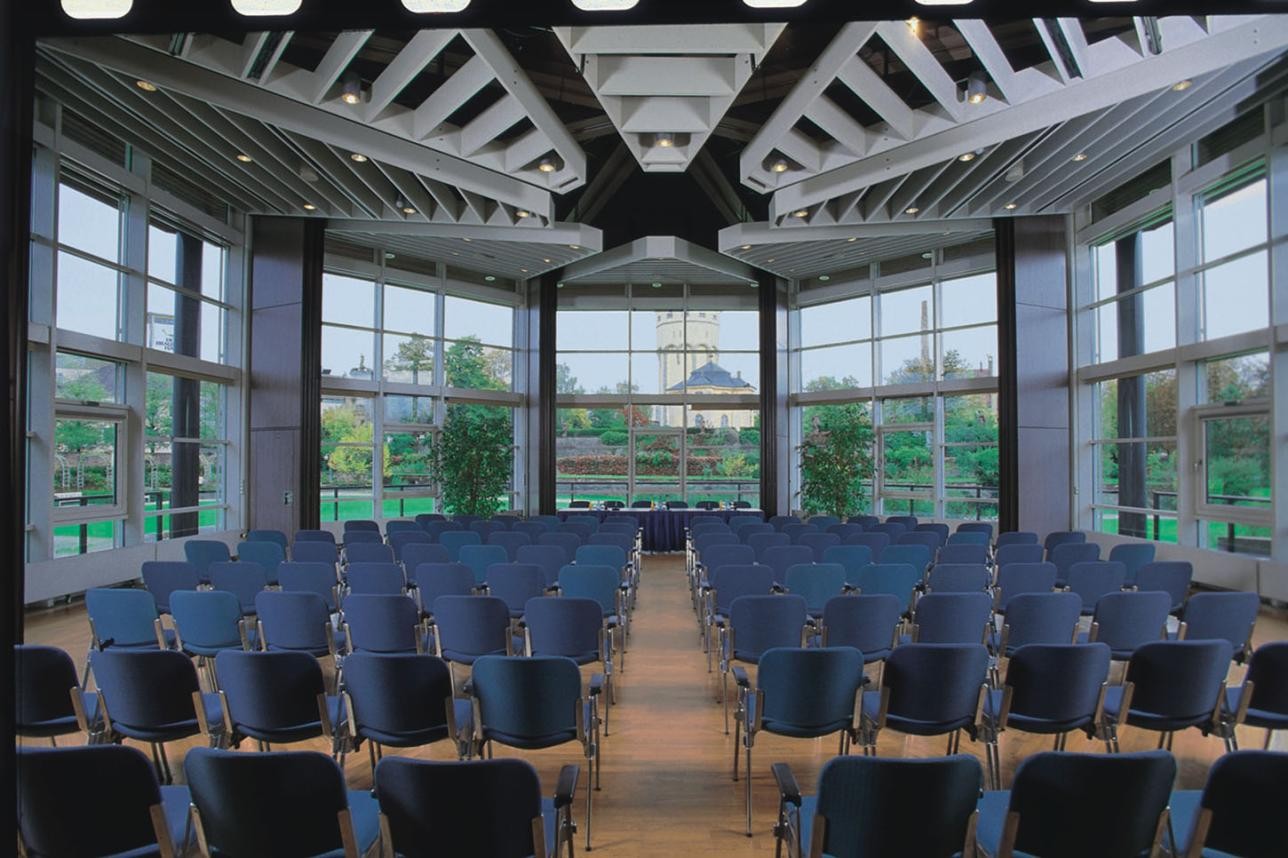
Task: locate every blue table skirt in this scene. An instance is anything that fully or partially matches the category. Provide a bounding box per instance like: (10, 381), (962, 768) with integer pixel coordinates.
(557, 509), (764, 552)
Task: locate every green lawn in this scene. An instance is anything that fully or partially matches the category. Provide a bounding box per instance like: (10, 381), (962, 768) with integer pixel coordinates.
(1097, 512), (1271, 555)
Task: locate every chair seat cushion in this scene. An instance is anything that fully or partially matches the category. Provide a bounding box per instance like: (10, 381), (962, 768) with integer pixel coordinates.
(441, 647), (508, 665)
(983, 689), (1093, 735)
(19, 691), (101, 737)
(974, 790), (1039, 858)
(1074, 632), (1133, 660)
(235, 694), (344, 743)
(861, 690), (976, 737)
(745, 693), (850, 739)
(1103, 685), (1214, 732)
(1225, 687), (1288, 730)
(358, 700), (473, 748)
(111, 692), (223, 742)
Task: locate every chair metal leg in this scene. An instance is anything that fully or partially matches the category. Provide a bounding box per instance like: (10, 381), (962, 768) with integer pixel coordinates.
(722, 670), (730, 735)
(585, 748), (594, 851)
(744, 739), (754, 838)
(732, 705), (741, 781)
(1266, 729), (1275, 750)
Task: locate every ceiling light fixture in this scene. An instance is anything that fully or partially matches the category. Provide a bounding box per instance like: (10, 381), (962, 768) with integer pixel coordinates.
(818, 275), (830, 282)
(1072, 152), (1088, 162)
(651, 282), (662, 288)
(516, 209), (531, 218)
(235, 153), (253, 163)
(769, 157), (790, 174)
(905, 206), (920, 215)
(792, 209), (809, 219)
(385, 252), (396, 260)
(655, 132), (675, 148)
(463, 238), (472, 242)
(350, 152), (368, 163)
(569, 244), (580, 250)
(1004, 202), (1018, 210)
(965, 71), (988, 105)
(135, 79), (158, 92)
(484, 275), (496, 282)
(1172, 79), (1193, 92)
(766, 258), (775, 263)
(303, 203), (317, 211)
(394, 196), (416, 215)
(520, 268), (529, 273)
(958, 152), (976, 163)
(340, 71), (365, 105)
(907, 17), (920, 37)
(537, 155), (562, 174)
(847, 237), (857, 243)
(543, 258), (552, 263)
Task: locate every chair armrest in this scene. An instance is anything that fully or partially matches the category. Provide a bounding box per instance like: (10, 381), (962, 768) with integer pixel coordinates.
(555, 764), (581, 809)
(732, 665), (751, 688)
(771, 762), (802, 807)
(589, 673), (606, 696)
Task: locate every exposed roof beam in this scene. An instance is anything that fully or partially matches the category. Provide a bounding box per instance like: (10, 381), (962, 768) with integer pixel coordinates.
(368, 29), (455, 118)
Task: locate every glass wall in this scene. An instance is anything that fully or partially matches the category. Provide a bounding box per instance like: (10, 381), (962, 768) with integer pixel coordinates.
(555, 282), (760, 507)
(1074, 106), (1283, 560)
(320, 246), (523, 521)
(790, 237), (998, 520)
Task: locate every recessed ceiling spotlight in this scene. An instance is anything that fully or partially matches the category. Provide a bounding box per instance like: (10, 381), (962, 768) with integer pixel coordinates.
(847, 237), (857, 243)
(651, 281), (662, 288)
(135, 79), (158, 92)
(542, 258), (552, 263)
(921, 251), (934, 260)
(516, 209), (531, 218)
(769, 158), (790, 174)
(520, 268), (529, 273)
(905, 206), (920, 215)
(966, 71), (988, 105)
(484, 275), (496, 282)
(537, 155), (560, 173)
(655, 132), (675, 148)
(906, 17), (920, 37)
(1004, 202), (1018, 210)
(340, 71), (365, 105)
(792, 209), (809, 218)
(958, 152), (976, 163)
(350, 152), (368, 163)
(818, 274), (830, 282)
(302, 203), (317, 211)
(462, 238), (472, 242)
(1172, 79), (1193, 92)
(766, 258), (775, 263)
(235, 153), (253, 163)
(740, 244), (752, 251)
(395, 196), (416, 215)
(1071, 152), (1089, 163)
(402, 204), (416, 215)
(385, 252), (397, 260)
(569, 244), (580, 250)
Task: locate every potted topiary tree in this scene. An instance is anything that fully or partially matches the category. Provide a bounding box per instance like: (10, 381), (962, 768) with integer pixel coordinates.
(798, 403), (875, 519)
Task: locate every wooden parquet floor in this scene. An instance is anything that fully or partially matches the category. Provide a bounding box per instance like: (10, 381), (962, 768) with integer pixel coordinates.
(21, 554), (1288, 856)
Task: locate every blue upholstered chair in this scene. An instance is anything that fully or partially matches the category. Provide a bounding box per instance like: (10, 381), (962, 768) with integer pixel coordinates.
(140, 560), (200, 614)
(16, 644), (101, 742)
(818, 594), (902, 665)
(956, 522), (994, 541)
(411, 562), (477, 618)
(209, 560), (269, 615)
(342, 593), (424, 655)
(800, 531), (842, 562)
(1135, 560), (1193, 614)
(516, 543), (569, 590)
(458, 543), (508, 586)
(1101, 639), (1233, 753)
(489, 530), (532, 561)
(345, 561), (408, 596)
(719, 594), (808, 734)
(703, 563), (774, 670)
(400, 541), (451, 574)
(524, 596), (617, 732)
(1175, 590), (1260, 663)
(1110, 542), (1157, 586)
(994, 562), (1058, 613)
(236, 539), (284, 585)
(762, 544), (815, 588)
(1050, 541), (1100, 587)
(294, 529), (337, 544)
(254, 590), (342, 660)
(440, 529), (482, 561)
(993, 592), (1082, 659)
(1222, 642), (1288, 751)
(170, 590), (253, 686)
(851, 563), (921, 614)
(292, 539), (340, 567)
(994, 542), (1045, 569)
(906, 592), (992, 645)
(1081, 590), (1171, 660)
(784, 562), (847, 619)
(1066, 559), (1127, 615)
(278, 561), (340, 612)
(183, 539), (231, 582)
(844, 532), (889, 563)
(485, 562), (546, 618)
(1043, 530), (1087, 557)
(389, 530), (434, 564)
(246, 528), (289, 551)
(213, 650), (344, 753)
(344, 541), (395, 565)
(822, 544), (873, 587)
(926, 563), (991, 593)
(935, 543), (989, 566)
(430, 595), (513, 665)
(1165, 750), (1288, 858)
(995, 530), (1039, 549)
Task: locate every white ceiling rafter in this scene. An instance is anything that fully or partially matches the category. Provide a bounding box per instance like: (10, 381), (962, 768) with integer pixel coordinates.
(738, 15), (1288, 222)
(553, 23), (786, 173)
(561, 235), (757, 285)
(43, 35), (561, 224)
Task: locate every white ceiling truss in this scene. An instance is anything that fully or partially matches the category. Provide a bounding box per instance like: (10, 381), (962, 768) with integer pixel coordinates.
(554, 24), (786, 173)
(718, 219), (994, 281)
(561, 235), (757, 286)
(44, 30), (590, 224)
(326, 220), (603, 281)
(743, 16), (1288, 224)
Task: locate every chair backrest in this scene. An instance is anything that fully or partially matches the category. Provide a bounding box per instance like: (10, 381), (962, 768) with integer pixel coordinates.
(827, 523), (867, 541)
(600, 516), (639, 532)
(995, 562), (1058, 610)
(800, 531), (842, 562)
(630, 499), (654, 508)
(1067, 560), (1127, 613)
(514, 544), (568, 588)
(388, 530), (433, 562)
(140, 560), (201, 613)
(807, 515), (840, 530)
(487, 530), (532, 561)
(694, 531), (739, 555)
(1001, 592), (1082, 652)
(1180, 591), (1260, 660)
(853, 563), (921, 613)
(844, 531), (890, 562)
(784, 563), (847, 614)
(343, 593), (421, 653)
(414, 513), (446, 527)
(538, 531), (583, 555)
(871, 522), (907, 540)
(524, 597), (604, 659)
(440, 530), (482, 561)
(757, 647), (865, 729)
(1092, 591), (1172, 657)
(821, 544), (873, 585)
(16, 645), (82, 733)
(423, 520), (463, 542)
(782, 522), (820, 544)
(710, 564), (775, 615)
(1004, 643), (1111, 724)
(431, 595), (511, 661)
(899, 531), (943, 556)
(887, 514), (918, 529)
(399, 542), (451, 572)
(209, 561), (269, 612)
(1109, 542), (1157, 585)
(412, 562), (476, 609)
(345, 542), (395, 565)
(91, 648), (201, 731)
(171, 590), (247, 653)
(926, 563), (991, 593)
(469, 520), (504, 541)
(18, 745), (170, 857)
(748, 531), (790, 559)
(762, 544), (815, 586)
(1049, 542), (1101, 584)
(694, 533), (750, 569)
(690, 522), (729, 541)
(729, 514), (764, 532)
(882, 643), (989, 725)
(768, 514), (801, 531)
(848, 515), (880, 529)
(452, 515), (481, 528)
(183, 539), (231, 581)
(343, 652), (454, 742)
(375, 757), (545, 858)
(277, 562), (339, 611)
(485, 563), (546, 615)
(915, 522), (950, 544)
(996, 530), (1039, 548)
(291, 540), (339, 566)
(386, 520), (421, 536)
(935, 543), (989, 567)
(727, 594), (807, 660)
(665, 500), (689, 509)
(458, 544), (509, 585)
(472, 655), (582, 739)
(910, 592), (993, 644)
(1004, 751), (1175, 858)
(511, 521), (550, 541)
(820, 594), (903, 657)
(342, 530), (384, 545)
(345, 519), (381, 533)
(1242, 641), (1288, 720)
(254, 590), (332, 653)
(945, 531), (989, 547)
(1126, 639), (1233, 720)
(1135, 561), (1193, 613)
(567, 500), (592, 509)
(575, 543), (627, 571)
(557, 565), (619, 617)
(185, 747), (354, 857)
(346, 561), (407, 596)
(955, 522), (994, 540)
(739, 523), (775, 543)
(883, 543), (932, 574)
(236, 540), (284, 584)
(1043, 530), (1087, 554)
(246, 529), (289, 551)
(1190, 750), (1288, 858)
(294, 529), (337, 544)
(558, 521), (595, 542)
(811, 755), (983, 858)
(995, 542), (1045, 568)
(85, 588), (161, 648)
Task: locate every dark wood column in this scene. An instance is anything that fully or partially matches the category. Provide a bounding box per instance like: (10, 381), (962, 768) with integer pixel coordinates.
(247, 216), (324, 534)
(996, 216), (1071, 535)
(535, 271), (559, 514)
(758, 270), (787, 517)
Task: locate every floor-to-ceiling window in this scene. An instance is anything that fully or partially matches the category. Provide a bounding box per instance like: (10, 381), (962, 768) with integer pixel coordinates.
(319, 241), (524, 521)
(26, 104), (244, 596)
(1074, 105), (1283, 564)
(791, 237), (999, 520)
(555, 282), (761, 507)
